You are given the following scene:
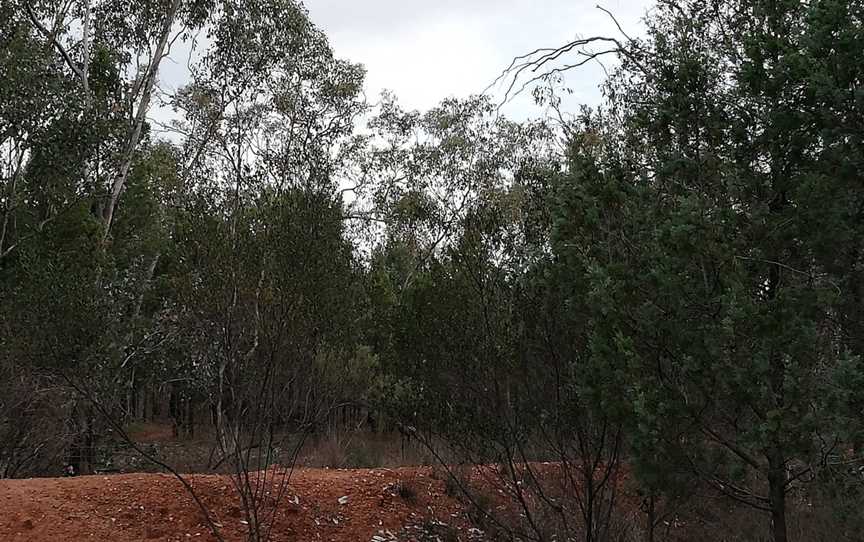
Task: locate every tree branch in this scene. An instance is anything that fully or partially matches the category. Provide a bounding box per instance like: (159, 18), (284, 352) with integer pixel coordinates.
(23, 1), (86, 84)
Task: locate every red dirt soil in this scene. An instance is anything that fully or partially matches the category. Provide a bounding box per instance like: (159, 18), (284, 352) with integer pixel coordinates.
(0, 466), (469, 541)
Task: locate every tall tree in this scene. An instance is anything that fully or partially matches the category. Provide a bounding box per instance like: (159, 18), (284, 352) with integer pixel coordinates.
(552, 2), (864, 541)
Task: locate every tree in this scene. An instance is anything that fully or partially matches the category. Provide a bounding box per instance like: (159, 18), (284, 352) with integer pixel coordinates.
(551, 2), (864, 541)
(148, 2), (369, 538)
(1, 0), (214, 475)
(363, 95), (633, 541)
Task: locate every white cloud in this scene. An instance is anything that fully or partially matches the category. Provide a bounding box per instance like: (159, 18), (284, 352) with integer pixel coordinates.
(307, 0), (656, 117)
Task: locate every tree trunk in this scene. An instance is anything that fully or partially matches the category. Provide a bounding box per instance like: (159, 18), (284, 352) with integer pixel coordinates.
(83, 412), (95, 474)
(150, 386), (160, 418)
(767, 451), (788, 542)
(69, 402), (96, 475)
(136, 384), (146, 420)
(765, 254), (788, 542)
(101, 0), (181, 239)
(126, 367), (136, 421)
(169, 386), (180, 438)
(645, 494), (656, 542)
(187, 398), (195, 438)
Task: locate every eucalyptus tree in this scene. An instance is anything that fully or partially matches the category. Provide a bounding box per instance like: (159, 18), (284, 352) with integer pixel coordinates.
(357, 95), (556, 385)
(140, 2), (370, 537)
(354, 95), (554, 286)
(2, 0), (195, 474)
(167, 0), (365, 446)
(2, 0), (212, 246)
(358, 96), (633, 541)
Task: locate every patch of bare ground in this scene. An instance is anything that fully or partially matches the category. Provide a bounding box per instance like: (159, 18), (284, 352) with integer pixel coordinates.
(0, 466), (475, 541)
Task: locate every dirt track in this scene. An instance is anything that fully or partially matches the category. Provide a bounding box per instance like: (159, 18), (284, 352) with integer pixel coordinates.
(0, 466), (470, 541)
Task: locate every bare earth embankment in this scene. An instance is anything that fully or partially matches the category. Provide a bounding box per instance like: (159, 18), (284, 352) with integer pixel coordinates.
(0, 466), (474, 541)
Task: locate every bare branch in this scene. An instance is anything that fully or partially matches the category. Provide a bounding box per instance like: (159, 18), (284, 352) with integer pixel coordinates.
(487, 5), (649, 106)
(23, 1), (86, 84)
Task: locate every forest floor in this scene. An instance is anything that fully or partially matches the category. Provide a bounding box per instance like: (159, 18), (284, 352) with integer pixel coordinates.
(0, 465), (481, 541)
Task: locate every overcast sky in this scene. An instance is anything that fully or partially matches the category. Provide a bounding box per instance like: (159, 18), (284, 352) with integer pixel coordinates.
(152, 0), (657, 136)
(304, 0), (656, 118)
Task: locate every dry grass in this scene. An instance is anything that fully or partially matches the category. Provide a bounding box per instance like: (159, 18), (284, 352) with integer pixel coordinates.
(296, 430), (437, 469)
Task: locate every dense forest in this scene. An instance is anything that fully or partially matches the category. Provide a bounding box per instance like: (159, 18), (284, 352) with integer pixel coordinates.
(1, 1), (863, 541)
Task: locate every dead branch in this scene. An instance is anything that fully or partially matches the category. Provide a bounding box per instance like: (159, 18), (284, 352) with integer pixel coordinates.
(488, 5), (648, 106)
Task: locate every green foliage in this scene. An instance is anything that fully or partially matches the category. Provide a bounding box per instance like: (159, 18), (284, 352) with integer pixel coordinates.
(549, 2), (864, 538)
